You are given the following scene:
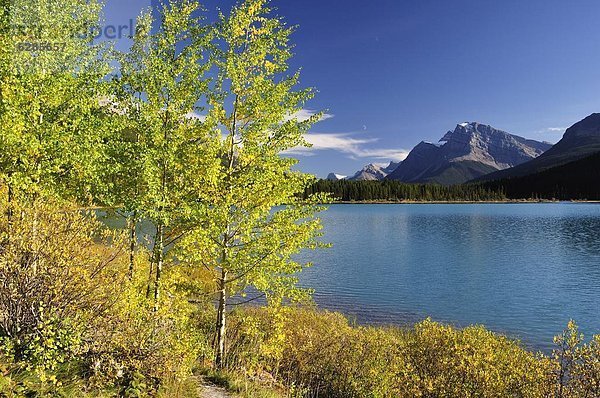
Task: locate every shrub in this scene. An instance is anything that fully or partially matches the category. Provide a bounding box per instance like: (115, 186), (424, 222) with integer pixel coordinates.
(85, 273), (209, 394)
(552, 320), (600, 398)
(1, 201), (598, 398)
(0, 201), (126, 374)
(0, 200), (209, 395)
(228, 308), (558, 397)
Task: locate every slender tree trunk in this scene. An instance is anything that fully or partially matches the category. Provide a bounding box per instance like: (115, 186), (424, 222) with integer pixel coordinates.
(146, 258), (155, 298)
(215, 267), (228, 368)
(6, 182), (13, 240)
(151, 110), (169, 307)
(31, 206), (39, 275)
(31, 157), (42, 275)
(153, 223), (164, 311)
(128, 213), (137, 280)
(215, 95), (236, 369)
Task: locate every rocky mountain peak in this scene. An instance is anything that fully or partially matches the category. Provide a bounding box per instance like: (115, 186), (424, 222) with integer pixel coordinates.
(562, 113), (600, 141)
(476, 113), (600, 182)
(385, 161), (401, 171)
(437, 122), (551, 169)
(386, 121), (552, 185)
(329, 161), (402, 181)
(326, 173), (347, 181)
(348, 163), (388, 181)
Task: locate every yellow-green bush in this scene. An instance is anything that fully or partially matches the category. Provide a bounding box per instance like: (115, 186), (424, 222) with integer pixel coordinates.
(551, 321), (600, 397)
(0, 200), (126, 370)
(86, 267), (211, 394)
(225, 308), (599, 398)
(0, 201), (213, 396)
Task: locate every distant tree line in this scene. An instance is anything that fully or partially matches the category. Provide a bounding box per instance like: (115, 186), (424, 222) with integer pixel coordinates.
(304, 179), (506, 202)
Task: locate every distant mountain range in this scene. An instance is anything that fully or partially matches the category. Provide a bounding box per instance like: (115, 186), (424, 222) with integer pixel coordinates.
(476, 113), (600, 200)
(327, 161), (400, 181)
(483, 151), (600, 200)
(326, 173), (347, 181)
(327, 122), (552, 185)
(322, 114), (600, 200)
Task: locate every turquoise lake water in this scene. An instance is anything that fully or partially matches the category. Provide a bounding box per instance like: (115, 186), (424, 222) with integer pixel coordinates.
(297, 203), (600, 351)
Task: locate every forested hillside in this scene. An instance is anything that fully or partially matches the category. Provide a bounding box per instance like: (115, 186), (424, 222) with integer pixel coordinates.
(483, 151), (600, 200)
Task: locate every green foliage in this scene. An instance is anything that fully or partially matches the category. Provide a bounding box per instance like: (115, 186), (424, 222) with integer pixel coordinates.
(0, 199), (127, 395)
(0, 200), (126, 367)
(107, 0), (214, 219)
(104, 0), (217, 304)
(173, 0), (329, 367)
(86, 266), (208, 393)
(305, 179), (506, 202)
(0, 364), (90, 397)
(100, 0), (220, 306)
(0, 199), (207, 395)
(0, 0), (112, 204)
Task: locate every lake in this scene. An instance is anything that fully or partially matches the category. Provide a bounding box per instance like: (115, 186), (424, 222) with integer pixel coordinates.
(297, 203), (600, 351)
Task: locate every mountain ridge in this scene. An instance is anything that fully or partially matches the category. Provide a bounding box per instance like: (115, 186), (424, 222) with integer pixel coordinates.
(475, 113), (600, 182)
(482, 151), (600, 200)
(328, 161), (400, 181)
(386, 122), (551, 185)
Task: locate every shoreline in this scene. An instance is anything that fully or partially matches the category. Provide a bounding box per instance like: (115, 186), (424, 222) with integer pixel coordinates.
(327, 200), (600, 204)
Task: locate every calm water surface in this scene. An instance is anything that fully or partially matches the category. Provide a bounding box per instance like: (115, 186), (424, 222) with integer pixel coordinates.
(297, 203), (600, 351)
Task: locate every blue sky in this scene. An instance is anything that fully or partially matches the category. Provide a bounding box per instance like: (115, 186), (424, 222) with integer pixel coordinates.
(105, 0), (600, 177)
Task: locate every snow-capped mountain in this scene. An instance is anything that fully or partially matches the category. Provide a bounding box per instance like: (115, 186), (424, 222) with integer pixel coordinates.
(348, 164), (389, 181)
(326, 173), (347, 181)
(386, 122), (552, 185)
(327, 161), (400, 181)
(347, 161), (400, 181)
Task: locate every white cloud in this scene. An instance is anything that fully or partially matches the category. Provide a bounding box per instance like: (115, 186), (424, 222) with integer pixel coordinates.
(351, 147), (410, 161)
(283, 132), (409, 161)
(305, 133), (377, 151)
(546, 127), (566, 132)
(287, 109), (334, 122)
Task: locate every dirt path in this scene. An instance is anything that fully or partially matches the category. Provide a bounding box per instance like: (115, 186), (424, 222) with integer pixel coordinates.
(198, 380), (233, 398)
